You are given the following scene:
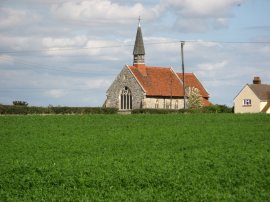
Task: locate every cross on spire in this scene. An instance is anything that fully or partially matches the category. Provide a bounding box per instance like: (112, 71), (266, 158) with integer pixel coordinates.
(138, 16), (142, 27)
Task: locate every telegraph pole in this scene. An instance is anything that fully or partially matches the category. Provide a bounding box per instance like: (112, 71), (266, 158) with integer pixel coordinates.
(181, 41), (186, 109)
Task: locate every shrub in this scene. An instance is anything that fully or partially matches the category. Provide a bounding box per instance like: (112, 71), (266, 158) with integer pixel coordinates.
(50, 107), (118, 114)
(201, 105), (233, 113)
(0, 105), (28, 115)
(132, 105), (233, 114)
(186, 87), (203, 109)
(0, 106), (118, 115)
(12, 101), (28, 106)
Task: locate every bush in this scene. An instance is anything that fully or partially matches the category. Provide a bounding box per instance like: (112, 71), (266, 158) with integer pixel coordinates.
(132, 105), (233, 114)
(12, 101), (28, 106)
(0, 105), (118, 115)
(201, 105), (233, 113)
(0, 104), (233, 115)
(50, 107), (118, 114)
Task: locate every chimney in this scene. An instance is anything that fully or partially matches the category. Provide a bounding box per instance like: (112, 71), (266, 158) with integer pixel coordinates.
(253, 76), (261, 84)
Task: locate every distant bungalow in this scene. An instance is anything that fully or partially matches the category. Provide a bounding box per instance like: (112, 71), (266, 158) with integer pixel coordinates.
(234, 76), (270, 113)
(104, 21), (210, 111)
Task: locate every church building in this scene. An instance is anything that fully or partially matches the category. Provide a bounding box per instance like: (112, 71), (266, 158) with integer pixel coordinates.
(104, 22), (210, 111)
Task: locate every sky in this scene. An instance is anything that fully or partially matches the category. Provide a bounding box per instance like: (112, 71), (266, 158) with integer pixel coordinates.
(0, 0), (270, 107)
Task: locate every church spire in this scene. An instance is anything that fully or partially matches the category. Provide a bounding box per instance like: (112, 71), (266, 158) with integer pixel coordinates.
(133, 17), (145, 65)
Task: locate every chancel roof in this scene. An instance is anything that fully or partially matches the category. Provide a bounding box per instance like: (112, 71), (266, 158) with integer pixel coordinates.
(128, 65), (209, 99)
(177, 73), (209, 98)
(129, 65), (183, 97)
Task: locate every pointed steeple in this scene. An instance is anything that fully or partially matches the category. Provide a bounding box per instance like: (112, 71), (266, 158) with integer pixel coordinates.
(133, 17), (145, 65)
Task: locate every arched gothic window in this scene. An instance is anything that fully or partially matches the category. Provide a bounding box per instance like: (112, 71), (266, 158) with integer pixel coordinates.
(175, 100), (179, 109)
(155, 99), (159, 109)
(120, 87), (132, 110)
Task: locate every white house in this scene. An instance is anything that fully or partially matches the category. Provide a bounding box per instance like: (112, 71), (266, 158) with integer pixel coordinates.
(234, 77), (270, 113)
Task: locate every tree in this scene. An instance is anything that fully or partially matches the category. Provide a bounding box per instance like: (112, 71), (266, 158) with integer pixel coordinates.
(186, 87), (202, 109)
(12, 101), (28, 107)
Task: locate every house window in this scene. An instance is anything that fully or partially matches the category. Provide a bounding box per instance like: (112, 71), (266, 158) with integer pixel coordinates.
(120, 87), (132, 110)
(243, 99), (252, 106)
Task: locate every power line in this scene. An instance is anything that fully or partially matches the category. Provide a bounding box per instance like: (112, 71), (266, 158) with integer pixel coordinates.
(0, 77), (243, 92)
(0, 88), (96, 91)
(1, 40), (269, 55)
(0, 55), (97, 74)
(185, 40), (270, 44)
(1, 39), (269, 76)
(0, 44), (131, 54)
(0, 41), (178, 54)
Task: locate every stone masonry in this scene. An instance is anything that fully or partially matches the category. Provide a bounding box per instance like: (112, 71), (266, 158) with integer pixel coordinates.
(105, 65), (145, 110)
(105, 65), (186, 111)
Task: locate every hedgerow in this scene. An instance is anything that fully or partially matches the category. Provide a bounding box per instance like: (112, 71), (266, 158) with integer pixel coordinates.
(132, 105), (233, 114)
(0, 104), (233, 115)
(0, 105), (118, 115)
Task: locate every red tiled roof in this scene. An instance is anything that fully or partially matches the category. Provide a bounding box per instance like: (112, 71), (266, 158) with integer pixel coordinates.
(128, 65), (209, 104)
(202, 97), (212, 106)
(129, 65), (183, 97)
(177, 73), (209, 98)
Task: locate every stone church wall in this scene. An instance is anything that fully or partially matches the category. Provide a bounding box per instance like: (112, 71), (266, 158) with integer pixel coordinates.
(105, 65), (145, 110)
(143, 97), (184, 109)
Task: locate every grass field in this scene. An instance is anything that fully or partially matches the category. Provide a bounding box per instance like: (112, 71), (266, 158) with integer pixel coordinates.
(0, 114), (269, 201)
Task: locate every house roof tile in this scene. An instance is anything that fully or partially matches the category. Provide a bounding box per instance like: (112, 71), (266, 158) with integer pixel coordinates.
(177, 73), (209, 98)
(129, 65), (183, 97)
(202, 98), (212, 106)
(128, 65), (209, 100)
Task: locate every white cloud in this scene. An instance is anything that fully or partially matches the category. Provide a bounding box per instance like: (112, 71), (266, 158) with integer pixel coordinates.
(161, 0), (243, 32)
(42, 36), (131, 61)
(198, 60), (228, 71)
(0, 8), (39, 29)
(0, 35), (36, 51)
(51, 0), (159, 25)
(42, 36), (88, 48)
(7, 0), (77, 3)
(254, 45), (270, 56)
(174, 18), (209, 33)
(49, 0), (243, 32)
(213, 18), (229, 29)
(0, 55), (14, 65)
(0, 8), (26, 28)
(83, 78), (111, 89)
(162, 0), (242, 17)
(45, 89), (68, 98)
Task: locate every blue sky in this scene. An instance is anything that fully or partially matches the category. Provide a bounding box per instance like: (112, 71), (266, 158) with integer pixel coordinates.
(0, 0), (270, 107)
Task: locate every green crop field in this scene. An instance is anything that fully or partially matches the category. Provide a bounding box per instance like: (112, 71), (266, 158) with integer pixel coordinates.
(0, 114), (269, 201)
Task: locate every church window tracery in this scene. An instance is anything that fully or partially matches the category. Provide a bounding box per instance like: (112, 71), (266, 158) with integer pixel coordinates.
(120, 87), (132, 110)
(175, 100), (179, 109)
(155, 99), (159, 109)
